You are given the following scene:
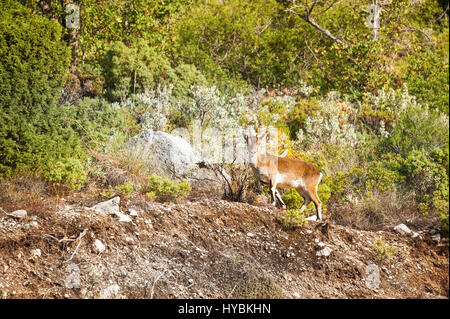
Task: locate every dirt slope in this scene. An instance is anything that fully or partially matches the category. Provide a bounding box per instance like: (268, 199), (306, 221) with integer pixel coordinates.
(0, 194), (448, 299)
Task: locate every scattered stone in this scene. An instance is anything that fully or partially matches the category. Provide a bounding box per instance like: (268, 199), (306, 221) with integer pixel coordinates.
(317, 242), (325, 248)
(411, 232), (422, 240)
(393, 223), (412, 236)
(114, 211), (132, 223)
(247, 232), (255, 237)
(100, 284), (121, 299)
(31, 249), (41, 258)
(316, 246), (332, 257)
(9, 210), (27, 219)
(365, 264), (381, 290)
(293, 292), (300, 298)
(128, 209), (138, 217)
(306, 215), (318, 221)
(125, 237), (134, 242)
(88, 197), (120, 215)
(94, 239), (106, 253)
(431, 233), (441, 242)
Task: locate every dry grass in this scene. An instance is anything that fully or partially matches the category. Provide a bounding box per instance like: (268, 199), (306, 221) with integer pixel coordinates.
(86, 149), (156, 188)
(329, 188), (425, 230)
(0, 173), (49, 213)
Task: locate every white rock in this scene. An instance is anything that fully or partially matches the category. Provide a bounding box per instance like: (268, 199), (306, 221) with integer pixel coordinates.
(9, 210), (27, 219)
(431, 233), (441, 242)
(364, 264), (380, 290)
(114, 211), (132, 223)
(393, 223), (412, 236)
(128, 209), (138, 217)
(247, 232), (255, 237)
(125, 130), (201, 178)
(88, 197), (120, 215)
(124, 130), (226, 187)
(30, 221), (38, 227)
(293, 292), (300, 298)
(100, 284), (121, 299)
(317, 242), (325, 248)
(94, 239), (105, 253)
(306, 215), (318, 221)
(31, 249), (41, 258)
(411, 232), (422, 240)
(316, 246), (332, 257)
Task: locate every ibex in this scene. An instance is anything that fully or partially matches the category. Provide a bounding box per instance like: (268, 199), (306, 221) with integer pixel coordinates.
(244, 132), (323, 221)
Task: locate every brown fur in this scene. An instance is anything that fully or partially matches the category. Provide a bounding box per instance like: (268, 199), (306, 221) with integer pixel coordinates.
(245, 134), (323, 220)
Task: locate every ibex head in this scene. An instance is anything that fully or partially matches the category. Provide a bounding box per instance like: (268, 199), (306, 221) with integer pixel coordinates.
(243, 131), (266, 155)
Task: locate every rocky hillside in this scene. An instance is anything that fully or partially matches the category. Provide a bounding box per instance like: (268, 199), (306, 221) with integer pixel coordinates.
(0, 192), (448, 299)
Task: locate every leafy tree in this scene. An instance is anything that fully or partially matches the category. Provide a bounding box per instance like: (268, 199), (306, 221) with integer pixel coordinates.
(0, 0), (86, 189)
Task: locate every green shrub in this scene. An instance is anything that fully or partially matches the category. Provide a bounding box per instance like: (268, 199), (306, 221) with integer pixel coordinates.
(372, 238), (399, 261)
(64, 97), (137, 150)
(405, 46), (449, 115)
(144, 176), (191, 201)
(43, 158), (87, 191)
(318, 183), (331, 205)
(169, 63), (208, 99)
(381, 103), (449, 157)
(116, 181), (136, 197)
(0, 1), (86, 189)
(101, 41), (173, 102)
(281, 189), (304, 210)
(403, 149), (449, 224)
(286, 98), (321, 140)
(278, 209), (307, 229)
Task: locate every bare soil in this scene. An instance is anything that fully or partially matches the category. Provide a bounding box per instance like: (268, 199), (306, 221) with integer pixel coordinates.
(0, 190), (448, 299)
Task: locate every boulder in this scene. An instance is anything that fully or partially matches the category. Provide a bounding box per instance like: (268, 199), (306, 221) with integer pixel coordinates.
(100, 284), (121, 299)
(125, 130), (200, 177)
(124, 130), (226, 189)
(114, 211), (132, 223)
(9, 209), (27, 219)
(316, 246), (332, 257)
(393, 223), (412, 236)
(88, 196), (120, 215)
(128, 209), (138, 217)
(94, 239), (106, 253)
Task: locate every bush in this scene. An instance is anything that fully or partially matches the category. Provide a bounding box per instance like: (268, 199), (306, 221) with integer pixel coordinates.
(101, 41), (173, 102)
(381, 103), (449, 157)
(65, 97), (137, 150)
(281, 189), (304, 210)
(43, 158), (87, 191)
(278, 209), (307, 229)
(0, 1), (86, 189)
(144, 176), (191, 201)
(403, 149), (449, 225)
(169, 63), (208, 99)
(372, 238), (399, 261)
(405, 46), (449, 115)
(294, 93), (360, 150)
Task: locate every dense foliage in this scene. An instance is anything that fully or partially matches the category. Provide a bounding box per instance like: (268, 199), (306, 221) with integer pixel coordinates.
(0, 0), (86, 189)
(1, 0), (448, 232)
